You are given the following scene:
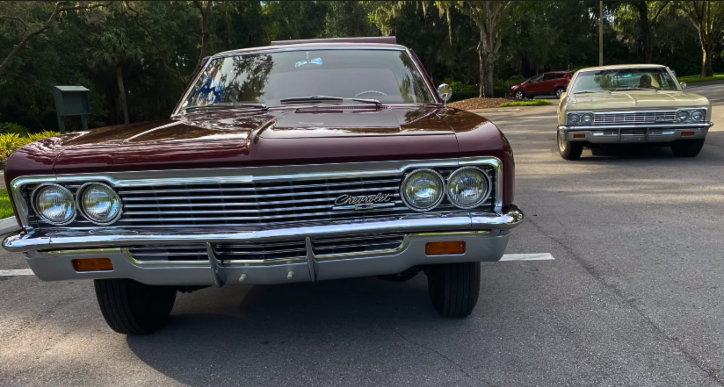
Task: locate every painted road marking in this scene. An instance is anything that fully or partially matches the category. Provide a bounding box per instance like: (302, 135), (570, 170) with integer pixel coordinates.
(0, 269), (34, 276)
(500, 253), (555, 261)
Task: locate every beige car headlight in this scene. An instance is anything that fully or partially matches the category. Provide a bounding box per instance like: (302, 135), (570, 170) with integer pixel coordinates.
(690, 110), (705, 122)
(567, 113), (580, 125)
(78, 183), (122, 225)
(32, 184), (76, 225)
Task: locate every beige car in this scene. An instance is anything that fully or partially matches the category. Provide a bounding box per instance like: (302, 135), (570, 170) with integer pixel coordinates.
(557, 64), (713, 160)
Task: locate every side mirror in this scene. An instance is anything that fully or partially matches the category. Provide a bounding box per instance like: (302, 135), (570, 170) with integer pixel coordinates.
(680, 82), (687, 89)
(437, 84), (453, 105)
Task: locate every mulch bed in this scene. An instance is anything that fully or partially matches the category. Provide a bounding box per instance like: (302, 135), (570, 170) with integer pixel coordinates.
(447, 98), (512, 110)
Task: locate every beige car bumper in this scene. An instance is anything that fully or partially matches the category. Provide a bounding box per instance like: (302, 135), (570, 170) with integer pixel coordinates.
(558, 123), (712, 144)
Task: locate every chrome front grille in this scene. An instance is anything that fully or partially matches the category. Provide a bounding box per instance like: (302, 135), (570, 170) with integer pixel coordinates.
(128, 234), (405, 262)
(593, 111), (676, 125)
(24, 166), (496, 229)
(311, 234), (405, 256)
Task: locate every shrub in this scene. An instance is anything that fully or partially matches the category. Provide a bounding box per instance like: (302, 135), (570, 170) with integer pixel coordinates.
(0, 131), (60, 164)
(0, 122), (30, 136)
(500, 100), (552, 107)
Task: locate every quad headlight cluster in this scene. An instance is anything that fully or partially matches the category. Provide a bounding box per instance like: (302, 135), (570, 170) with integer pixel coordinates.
(567, 112), (593, 126)
(31, 183), (122, 226)
(401, 167), (492, 212)
(677, 109), (706, 123)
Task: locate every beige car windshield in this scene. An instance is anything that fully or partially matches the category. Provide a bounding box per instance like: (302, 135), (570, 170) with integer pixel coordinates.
(571, 68), (679, 93)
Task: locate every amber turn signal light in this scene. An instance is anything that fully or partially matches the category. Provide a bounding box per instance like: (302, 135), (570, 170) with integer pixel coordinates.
(573, 134), (585, 139)
(72, 258), (113, 272)
(681, 131), (695, 137)
(425, 241), (466, 255)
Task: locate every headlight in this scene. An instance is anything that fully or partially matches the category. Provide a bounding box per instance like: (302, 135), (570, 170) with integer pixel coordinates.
(32, 184), (76, 225)
(401, 169), (444, 211)
(446, 167), (491, 209)
(568, 113), (580, 125)
(691, 110), (705, 121)
(78, 183), (122, 224)
(677, 110), (689, 122)
(582, 113), (593, 125)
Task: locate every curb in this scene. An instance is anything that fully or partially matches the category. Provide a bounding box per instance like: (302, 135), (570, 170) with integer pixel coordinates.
(0, 217), (19, 235)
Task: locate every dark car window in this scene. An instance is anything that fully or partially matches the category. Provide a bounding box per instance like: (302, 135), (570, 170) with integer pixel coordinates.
(179, 49), (436, 110)
(528, 74), (544, 83)
(542, 73), (558, 81)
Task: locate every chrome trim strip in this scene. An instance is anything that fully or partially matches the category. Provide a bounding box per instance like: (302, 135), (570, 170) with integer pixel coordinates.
(4, 205), (523, 253)
(10, 156), (504, 230)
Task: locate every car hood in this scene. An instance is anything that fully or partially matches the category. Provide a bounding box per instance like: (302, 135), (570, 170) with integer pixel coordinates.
(566, 90), (709, 111)
(6, 106), (505, 180)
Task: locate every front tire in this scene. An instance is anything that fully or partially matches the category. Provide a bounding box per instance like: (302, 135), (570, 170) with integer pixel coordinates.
(94, 279), (177, 335)
(514, 90), (525, 100)
(426, 262), (481, 317)
(558, 130), (583, 160)
(555, 87), (565, 99)
(671, 139), (705, 157)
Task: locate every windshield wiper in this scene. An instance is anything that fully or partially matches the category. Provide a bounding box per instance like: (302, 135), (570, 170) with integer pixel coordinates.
(181, 102), (268, 113)
(351, 98), (382, 106)
(279, 95), (345, 104)
(572, 90), (603, 94)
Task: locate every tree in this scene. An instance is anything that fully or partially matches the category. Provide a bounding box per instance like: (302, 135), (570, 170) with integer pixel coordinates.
(0, 1), (110, 78)
(677, 1), (724, 76)
(192, 1), (213, 67)
(632, 1), (670, 63)
(437, 1), (513, 98)
(323, 1), (378, 38)
(89, 27), (142, 124)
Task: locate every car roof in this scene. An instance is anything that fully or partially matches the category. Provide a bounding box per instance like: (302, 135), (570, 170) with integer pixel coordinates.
(214, 42), (408, 58)
(576, 64), (667, 72)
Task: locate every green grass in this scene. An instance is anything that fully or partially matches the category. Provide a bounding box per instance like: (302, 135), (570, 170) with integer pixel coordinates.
(676, 74), (724, 84)
(500, 99), (552, 107)
(0, 188), (15, 219)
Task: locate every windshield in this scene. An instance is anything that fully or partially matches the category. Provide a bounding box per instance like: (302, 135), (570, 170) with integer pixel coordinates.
(178, 49), (436, 111)
(570, 67), (679, 94)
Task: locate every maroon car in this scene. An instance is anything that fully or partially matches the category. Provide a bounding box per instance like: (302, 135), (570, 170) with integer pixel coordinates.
(3, 37), (524, 335)
(510, 71), (572, 100)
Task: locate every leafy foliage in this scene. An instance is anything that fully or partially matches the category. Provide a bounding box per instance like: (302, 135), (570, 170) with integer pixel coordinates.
(0, 1), (722, 130)
(0, 129), (60, 164)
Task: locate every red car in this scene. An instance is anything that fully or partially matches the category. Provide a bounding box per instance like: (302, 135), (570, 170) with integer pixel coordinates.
(3, 37), (524, 335)
(510, 71), (572, 100)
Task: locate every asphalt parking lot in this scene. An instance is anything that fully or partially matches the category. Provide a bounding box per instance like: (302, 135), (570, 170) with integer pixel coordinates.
(1, 84), (723, 386)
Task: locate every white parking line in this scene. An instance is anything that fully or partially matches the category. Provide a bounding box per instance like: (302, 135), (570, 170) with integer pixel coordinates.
(0, 269), (34, 276)
(500, 253), (555, 261)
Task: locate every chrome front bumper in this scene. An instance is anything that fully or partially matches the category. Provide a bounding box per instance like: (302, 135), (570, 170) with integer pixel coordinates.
(5, 206), (524, 286)
(558, 123), (712, 144)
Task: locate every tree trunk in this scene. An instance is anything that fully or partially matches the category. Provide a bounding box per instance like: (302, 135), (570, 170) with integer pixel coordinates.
(635, 2), (652, 63)
(195, 1), (212, 67)
(116, 65), (130, 124)
(702, 46), (713, 77)
(477, 42), (484, 98)
(599, 1), (603, 66)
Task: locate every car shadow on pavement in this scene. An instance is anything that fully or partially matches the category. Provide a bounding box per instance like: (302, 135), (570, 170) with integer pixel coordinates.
(124, 275), (479, 386)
